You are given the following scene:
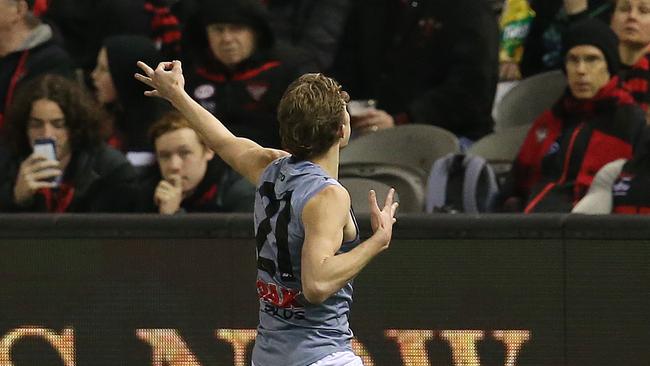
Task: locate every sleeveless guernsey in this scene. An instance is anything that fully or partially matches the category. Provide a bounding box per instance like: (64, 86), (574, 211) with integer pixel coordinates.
(252, 156), (360, 366)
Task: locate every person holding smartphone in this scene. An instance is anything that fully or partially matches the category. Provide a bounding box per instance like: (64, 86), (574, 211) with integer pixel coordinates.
(0, 74), (138, 213)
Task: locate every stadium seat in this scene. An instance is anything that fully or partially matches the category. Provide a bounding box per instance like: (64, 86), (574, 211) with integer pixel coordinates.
(339, 177), (400, 214)
(493, 70), (566, 131)
(341, 124), (460, 178)
(466, 125), (530, 186)
(339, 164), (424, 213)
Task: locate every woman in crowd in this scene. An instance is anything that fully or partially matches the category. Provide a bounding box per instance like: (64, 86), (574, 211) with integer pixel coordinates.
(611, 0), (650, 118)
(91, 34), (170, 166)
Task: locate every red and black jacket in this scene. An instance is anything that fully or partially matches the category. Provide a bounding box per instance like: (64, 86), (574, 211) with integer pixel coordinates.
(506, 78), (646, 213)
(185, 46), (316, 149)
(612, 154), (650, 215)
(180, 0), (317, 149)
(619, 52), (650, 113)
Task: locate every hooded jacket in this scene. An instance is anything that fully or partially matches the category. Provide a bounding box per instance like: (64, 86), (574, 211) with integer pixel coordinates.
(103, 35), (170, 152)
(182, 0), (318, 148)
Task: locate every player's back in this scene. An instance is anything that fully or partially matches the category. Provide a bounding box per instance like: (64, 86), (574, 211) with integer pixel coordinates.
(252, 155), (360, 366)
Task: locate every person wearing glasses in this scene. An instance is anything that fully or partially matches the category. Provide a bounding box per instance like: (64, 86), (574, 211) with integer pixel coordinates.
(499, 19), (646, 213)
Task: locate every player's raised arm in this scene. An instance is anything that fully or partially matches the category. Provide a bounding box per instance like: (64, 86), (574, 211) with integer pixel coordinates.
(134, 60), (288, 184)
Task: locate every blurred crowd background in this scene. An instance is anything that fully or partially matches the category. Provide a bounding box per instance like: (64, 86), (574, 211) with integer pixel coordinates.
(1, 0), (649, 216)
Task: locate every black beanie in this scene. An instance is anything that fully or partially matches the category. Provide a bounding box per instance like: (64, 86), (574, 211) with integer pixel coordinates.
(562, 18), (620, 76)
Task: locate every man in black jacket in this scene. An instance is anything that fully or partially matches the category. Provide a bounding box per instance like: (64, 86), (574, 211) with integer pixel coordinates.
(331, 0), (499, 143)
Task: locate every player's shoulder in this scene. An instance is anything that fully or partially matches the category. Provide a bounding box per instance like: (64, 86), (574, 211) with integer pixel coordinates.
(305, 184), (350, 211)
(302, 184), (350, 226)
(256, 147), (290, 169)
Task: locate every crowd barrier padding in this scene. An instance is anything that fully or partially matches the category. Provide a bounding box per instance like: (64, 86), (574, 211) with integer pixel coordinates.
(0, 213), (648, 366)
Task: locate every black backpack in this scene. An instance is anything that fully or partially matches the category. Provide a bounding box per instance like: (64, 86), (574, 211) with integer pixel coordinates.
(425, 153), (499, 213)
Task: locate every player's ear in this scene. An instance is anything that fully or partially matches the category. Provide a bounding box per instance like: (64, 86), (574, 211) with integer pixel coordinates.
(337, 123), (345, 139)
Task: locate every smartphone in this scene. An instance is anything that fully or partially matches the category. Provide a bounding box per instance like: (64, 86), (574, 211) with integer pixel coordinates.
(32, 138), (60, 185)
(33, 138), (57, 161)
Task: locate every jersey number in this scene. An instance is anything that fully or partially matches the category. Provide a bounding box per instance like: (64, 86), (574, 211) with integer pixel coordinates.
(256, 182), (295, 281)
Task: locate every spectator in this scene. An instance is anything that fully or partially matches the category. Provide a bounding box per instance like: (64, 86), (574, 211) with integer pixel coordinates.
(573, 128), (650, 214)
(0, 74), (138, 213)
(91, 35), (170, 166)
(263, 0), (351, 70)
(500, 19), (646, 213)
(138, 111), (255, 214)
(181, 0), (318, 148)
(611, 0), (650, 117)
(0, 0), (74, 130)
(500, 0), (613, 80)
(41, 0), (181, 73)
(331, 0), (499, 143)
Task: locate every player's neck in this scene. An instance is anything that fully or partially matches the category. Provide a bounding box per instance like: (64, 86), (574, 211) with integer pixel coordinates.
(310, 144), (340, 179)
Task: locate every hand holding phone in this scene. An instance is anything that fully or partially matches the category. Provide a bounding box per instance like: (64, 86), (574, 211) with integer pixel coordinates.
(14, 140), (63, 205)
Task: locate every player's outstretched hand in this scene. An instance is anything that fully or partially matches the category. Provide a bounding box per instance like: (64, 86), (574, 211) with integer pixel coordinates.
(134, 60), (186, 105)
(368, 188), (399, 250)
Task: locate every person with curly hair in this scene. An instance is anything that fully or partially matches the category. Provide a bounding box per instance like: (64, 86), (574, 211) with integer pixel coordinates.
(0, 74), (138, 212)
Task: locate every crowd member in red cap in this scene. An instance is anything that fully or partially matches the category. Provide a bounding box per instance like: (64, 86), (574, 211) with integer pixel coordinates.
(0, 0), (74, 132)
(499, 19), (646, 213)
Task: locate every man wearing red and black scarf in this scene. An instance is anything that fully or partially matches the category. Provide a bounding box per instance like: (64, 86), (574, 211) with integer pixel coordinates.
(500, 19), (646, 213)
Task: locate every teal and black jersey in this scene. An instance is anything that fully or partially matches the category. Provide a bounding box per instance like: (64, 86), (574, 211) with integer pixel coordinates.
(252, 156), (360, 366)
